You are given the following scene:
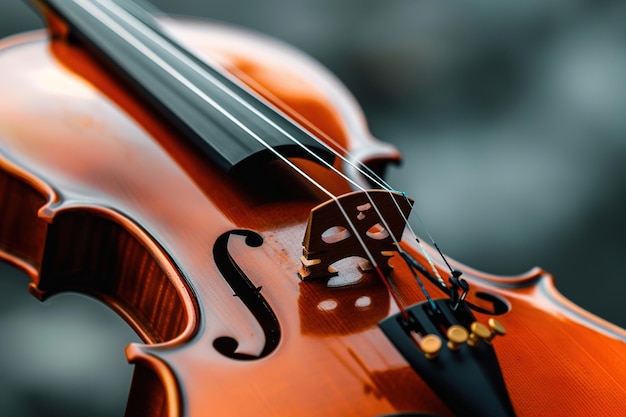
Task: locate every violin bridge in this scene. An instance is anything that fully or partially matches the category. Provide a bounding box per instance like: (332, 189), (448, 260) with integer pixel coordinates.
(298, 190), (412, 281)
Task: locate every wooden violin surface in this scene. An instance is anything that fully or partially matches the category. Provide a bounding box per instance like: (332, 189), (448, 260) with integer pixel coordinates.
(0, 4), (625, 417)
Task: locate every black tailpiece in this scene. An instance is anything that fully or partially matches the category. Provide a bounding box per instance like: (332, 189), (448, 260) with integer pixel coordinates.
(379, 299), (516, 417)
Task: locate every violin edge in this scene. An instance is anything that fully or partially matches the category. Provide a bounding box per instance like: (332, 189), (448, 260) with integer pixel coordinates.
(0, 150), (200, 346)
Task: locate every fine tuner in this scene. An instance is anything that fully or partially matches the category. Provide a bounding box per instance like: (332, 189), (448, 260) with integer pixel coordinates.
(411, 319), (507, 360)
(380, 299), (515, 416)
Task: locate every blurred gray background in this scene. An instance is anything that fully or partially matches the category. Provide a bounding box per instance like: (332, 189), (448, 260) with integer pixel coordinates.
(1, 0), (625, 416)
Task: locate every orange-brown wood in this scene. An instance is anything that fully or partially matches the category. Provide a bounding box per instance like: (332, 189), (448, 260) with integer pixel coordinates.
(0, 18), (625, 417)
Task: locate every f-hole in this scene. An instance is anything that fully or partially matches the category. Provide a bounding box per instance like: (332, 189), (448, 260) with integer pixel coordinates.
(212, 230), (281, 360)
(471, 291), (510, 315)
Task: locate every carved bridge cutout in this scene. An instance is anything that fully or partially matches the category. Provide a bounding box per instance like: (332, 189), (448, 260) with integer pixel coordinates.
(299, 190), (412, 281)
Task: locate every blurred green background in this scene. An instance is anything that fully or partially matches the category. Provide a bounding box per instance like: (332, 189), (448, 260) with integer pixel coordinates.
(1, 0), (625, 416)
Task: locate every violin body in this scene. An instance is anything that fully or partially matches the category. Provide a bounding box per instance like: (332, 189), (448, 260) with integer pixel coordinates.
(0, 6), (625, 417)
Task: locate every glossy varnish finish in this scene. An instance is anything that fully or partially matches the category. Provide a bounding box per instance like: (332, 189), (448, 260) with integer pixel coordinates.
(0, 18), (625, 417)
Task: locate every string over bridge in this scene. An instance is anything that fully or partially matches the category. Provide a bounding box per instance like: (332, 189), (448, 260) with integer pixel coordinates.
(299, 190), (412, 280)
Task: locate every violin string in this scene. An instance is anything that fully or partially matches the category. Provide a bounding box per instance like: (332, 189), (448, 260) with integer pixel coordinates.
(226, 75), (446, 305)
(76, 0), (412, 316)
(410, 209), (456, 275)
(94, 0), (439, 311)
(233, 76), (448, 288)
(79, 0), (437, 310)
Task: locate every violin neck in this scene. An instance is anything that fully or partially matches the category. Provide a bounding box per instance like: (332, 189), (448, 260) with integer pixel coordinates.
(35, 0), (334, 175)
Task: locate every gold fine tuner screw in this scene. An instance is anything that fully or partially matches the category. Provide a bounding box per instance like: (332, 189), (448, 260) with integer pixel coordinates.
(419, 334), (443, 360)
(446, 325), (469, 351)
(485, 318), (507, 344)
(467, 321), (490, 347)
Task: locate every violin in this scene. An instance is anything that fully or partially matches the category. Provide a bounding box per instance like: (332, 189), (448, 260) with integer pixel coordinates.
(0, 1), (625, 416)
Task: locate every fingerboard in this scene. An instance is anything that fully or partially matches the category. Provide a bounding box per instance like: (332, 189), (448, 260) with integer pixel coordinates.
(36, 0), (335, 175)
